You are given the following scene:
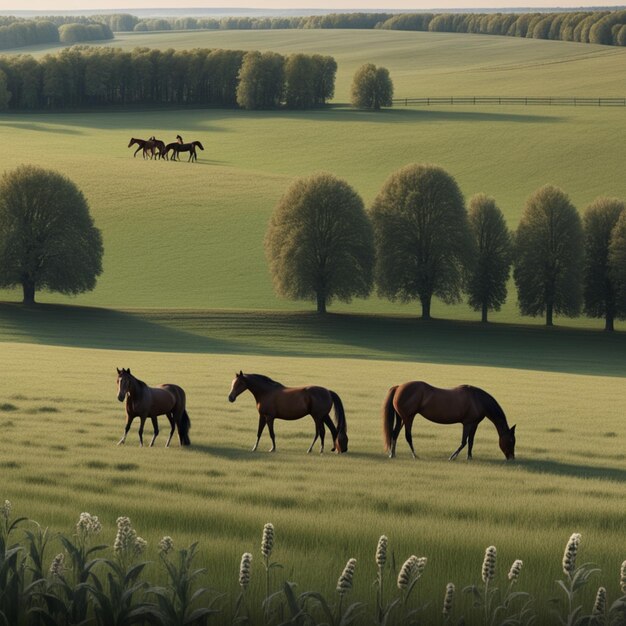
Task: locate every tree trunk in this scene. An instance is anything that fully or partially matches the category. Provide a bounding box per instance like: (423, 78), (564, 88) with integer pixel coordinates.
(420, 294), (431, 320)
(22, 279), (35, 305)
(481, 302), (488, 324)
(316, 292), (326, 315)
(605, 311), (614, 332)
(546, 302), (553, 327)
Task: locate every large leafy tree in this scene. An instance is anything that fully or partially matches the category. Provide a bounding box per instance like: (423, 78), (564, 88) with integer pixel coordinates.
(370, 164), (474, 319)
(467, 194), (512, 323)
(236, 51), (284, 110)
(513, 185), (583, 326)
(609, 209), (626, 320)
(350, 63), (393, 110)
(265, 172), (374, 314)
(582, 197), (624, 331)
(0, 165), (103, 304)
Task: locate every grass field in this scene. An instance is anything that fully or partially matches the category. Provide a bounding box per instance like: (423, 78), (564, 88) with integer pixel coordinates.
(0, 30), (625, 327)
(0, 29), (625, 624)
(1, 341), (625, 622)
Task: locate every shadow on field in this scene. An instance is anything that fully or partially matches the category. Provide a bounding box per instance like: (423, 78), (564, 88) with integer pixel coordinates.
(1, 304), (625, 377)
(517, 458), (626, 482)
(0, 121), (85, 134)
(187, 443), (269, 461)
(364, 107), (563, 125)
(0, 303), (235, 353)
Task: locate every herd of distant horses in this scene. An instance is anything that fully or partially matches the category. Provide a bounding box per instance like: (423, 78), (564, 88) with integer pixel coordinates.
(115, 368), (517, 461)
(128, 135), (204, 162)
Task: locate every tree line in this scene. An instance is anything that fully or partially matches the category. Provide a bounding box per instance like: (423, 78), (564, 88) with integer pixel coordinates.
(65, 9), (626, 47)
(265, 166), (626, 330)
(0, 16), (113, 51)
(0, 46), (336, 110)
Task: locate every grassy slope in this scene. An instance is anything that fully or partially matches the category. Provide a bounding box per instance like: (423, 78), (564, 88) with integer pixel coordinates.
(0, 30), (625, 327)
(1, 341), (624, 622)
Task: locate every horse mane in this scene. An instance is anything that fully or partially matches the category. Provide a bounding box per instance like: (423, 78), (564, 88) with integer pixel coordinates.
(245, 373), (285, 388)
(470, 386), (509, 432)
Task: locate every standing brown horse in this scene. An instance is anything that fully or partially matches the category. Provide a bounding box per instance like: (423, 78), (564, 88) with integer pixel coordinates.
(116, 368), (191, 447)
(228, 372), (348, 453)
(382, 381), (515, 460)
(165, 140), (204, 162)
(128, 138), (156, 159)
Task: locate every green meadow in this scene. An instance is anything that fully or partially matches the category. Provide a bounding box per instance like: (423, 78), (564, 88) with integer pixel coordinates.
(0, 28), (625, 623)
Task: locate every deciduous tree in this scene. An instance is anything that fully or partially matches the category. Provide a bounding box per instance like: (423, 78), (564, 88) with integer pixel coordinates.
(370, 164), (474, 319)
(467, 194), (512, 323)
(513, 185), (583, 326)
(350, 63), (393, 110)
(0, 165), (103, 305)
(609, 209), (626, 319)
(582, 197), (624, 331)
(265, 173), (374, 314)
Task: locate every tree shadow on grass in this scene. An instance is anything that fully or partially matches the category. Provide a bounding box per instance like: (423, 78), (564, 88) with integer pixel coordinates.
(0, 302), (236, 353)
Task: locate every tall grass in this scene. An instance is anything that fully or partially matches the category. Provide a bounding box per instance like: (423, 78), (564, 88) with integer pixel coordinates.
(2, 505), (625, 625)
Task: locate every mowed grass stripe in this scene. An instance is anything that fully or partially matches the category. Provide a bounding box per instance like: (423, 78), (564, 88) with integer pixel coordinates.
(0, 342), (624, 621)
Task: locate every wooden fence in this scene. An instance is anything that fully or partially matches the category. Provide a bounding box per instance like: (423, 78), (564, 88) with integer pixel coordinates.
(392, 96), (626, 107)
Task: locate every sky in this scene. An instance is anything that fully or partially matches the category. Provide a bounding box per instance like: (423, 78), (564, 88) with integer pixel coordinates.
(4, 0), (626, 11)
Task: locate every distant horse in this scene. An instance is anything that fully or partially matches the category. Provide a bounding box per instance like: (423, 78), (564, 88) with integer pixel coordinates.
(382, 381), (515, 460)
(128, 137), (157, 159)
(165, 139), (204, 162)
(228, 371), (348, 453)
(116, 368), (191, 447)
(149, 136), (167, 160)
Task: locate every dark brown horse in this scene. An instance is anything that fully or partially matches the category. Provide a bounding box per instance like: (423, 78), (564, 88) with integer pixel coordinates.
(116, 368), (191, 447)
(165, 140), (204, 162)
(149, 136), (167, 160)
(128, 137), (156, 159)
(382, 381), (515, 460)
(228, 371), (348, 453)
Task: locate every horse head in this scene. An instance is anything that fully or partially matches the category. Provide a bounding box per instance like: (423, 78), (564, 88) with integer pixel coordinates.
(176, 134), (183, 144)
(116, 367), (133, 402)
(127, 138), (137, 148)
(228, 371), (247, 403)
(499, 424), (516, 461)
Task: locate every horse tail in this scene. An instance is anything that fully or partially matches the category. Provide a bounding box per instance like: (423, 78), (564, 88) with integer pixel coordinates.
(179, 410), (191, 446)
(382, 385), (399, 452)
(329, 390), (346, 434)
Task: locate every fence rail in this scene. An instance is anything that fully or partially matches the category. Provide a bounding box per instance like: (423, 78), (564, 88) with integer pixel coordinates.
(392, 96), (626, 107)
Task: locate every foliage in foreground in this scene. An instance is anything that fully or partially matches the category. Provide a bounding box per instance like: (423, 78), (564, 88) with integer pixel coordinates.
(1, 501), (625, 625)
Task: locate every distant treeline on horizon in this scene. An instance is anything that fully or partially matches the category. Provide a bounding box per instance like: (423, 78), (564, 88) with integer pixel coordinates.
(4, 9), (626, 50)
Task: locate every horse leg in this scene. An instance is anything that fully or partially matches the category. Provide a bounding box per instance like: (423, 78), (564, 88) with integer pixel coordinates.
(252, 414), (266, 452)
(149, 416), (159, 447)
(133, 146), (142, 158)
(307, 420), (320, 454)
(165, 414), (175, 447)
(449, 423), (471, 461)
(404, 416), (417, 459)
(267, 417), (277, 452)
(117, 413), (135, 445)
(322, 414), (337, 451)
(466, 422), (480, 460)
(138, 416), (147, 447)
(390, 414), (403, 458)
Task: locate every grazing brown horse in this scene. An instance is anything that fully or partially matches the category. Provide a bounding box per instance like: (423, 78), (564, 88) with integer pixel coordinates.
(382, 381), (515, 460)
(228, 371), (348, 453)
(116, 368), (191, 447)
(128, 137), (157, 159)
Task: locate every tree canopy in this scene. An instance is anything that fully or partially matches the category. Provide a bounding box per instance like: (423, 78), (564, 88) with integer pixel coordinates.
(467, 194), (512, 323)
(265, 172), (374, 314)
(370, 164), (474, 319)
(582, 197), (624, 331)
(513, 185), (583, 326)
(609, 209), (626, 318)
(350, 63), (393, 110)
(0, 165), (103, 304)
